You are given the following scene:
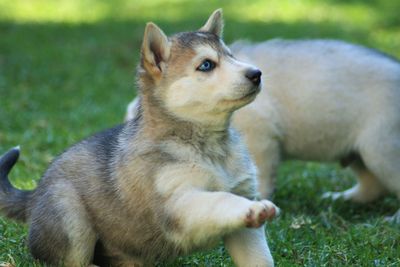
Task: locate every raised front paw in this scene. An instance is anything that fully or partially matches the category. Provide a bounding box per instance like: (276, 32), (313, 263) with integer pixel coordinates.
(245, 200), (280, 228)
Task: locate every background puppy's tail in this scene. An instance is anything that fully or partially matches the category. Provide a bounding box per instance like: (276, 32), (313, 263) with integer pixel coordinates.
(0, 146), (32, 222)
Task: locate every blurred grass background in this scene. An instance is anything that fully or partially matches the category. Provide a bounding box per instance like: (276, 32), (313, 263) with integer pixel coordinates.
(0, 0), (399, 266)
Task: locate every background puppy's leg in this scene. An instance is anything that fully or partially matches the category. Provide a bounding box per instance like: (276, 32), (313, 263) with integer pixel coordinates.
(29, 180), (96, 266)
(323, 163), (386, 203)
(224, 227), (274, 267)
(167, 191), (278, 248)
(357, 128), (400, 222)
(233, 107), (281, 199)
(246, 137), (280, 199)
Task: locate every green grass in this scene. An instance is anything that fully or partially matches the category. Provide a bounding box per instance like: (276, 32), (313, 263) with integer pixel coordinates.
(0, 0), (400, 266)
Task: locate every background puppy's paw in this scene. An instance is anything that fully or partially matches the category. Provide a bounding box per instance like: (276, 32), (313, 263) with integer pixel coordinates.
(322, 191), (345, 201)
(244, 200), (279, 228)
(384, 210), (400, 224)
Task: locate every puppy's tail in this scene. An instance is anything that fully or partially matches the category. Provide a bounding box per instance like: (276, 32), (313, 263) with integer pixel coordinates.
(0, 146), (32, 222)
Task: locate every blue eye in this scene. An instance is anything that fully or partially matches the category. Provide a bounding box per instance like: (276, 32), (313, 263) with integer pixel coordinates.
(197, 59), (216, 72)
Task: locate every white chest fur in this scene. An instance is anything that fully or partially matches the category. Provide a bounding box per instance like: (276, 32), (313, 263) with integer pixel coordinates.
(155, 129), (258, 199)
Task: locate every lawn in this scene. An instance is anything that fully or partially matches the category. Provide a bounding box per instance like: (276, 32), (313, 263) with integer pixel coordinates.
(0, 0), (400, 266)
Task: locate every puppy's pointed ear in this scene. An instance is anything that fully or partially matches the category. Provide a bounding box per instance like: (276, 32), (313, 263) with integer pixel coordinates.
(141, 22), (170, 75)
(199, 9), (224, 37)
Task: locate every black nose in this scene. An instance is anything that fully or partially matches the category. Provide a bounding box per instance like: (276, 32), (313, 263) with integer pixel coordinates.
(245, 68), (262, 86)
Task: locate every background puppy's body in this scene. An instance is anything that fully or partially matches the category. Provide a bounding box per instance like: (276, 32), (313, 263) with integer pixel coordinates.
(232, 39), (400, 161)
(234, 39), (400, 220)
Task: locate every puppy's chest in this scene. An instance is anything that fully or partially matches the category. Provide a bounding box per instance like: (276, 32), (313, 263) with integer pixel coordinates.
(165, 141), (257, 196)
(201, 156), (250, 192)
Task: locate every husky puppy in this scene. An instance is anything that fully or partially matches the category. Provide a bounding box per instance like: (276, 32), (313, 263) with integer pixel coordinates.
(0, 9), (280, 267)
(127, 24), (400, 222)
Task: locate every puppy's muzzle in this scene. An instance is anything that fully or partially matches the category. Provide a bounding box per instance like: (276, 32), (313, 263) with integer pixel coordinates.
(245, 68), (262, 86)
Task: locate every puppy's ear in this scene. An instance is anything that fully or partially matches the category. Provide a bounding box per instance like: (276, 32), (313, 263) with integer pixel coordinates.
(199, 9), (224, 37)
(141, 22), (170, 76)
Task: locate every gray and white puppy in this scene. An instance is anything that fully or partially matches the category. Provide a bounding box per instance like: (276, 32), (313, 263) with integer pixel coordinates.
(0, 9), (279, 267)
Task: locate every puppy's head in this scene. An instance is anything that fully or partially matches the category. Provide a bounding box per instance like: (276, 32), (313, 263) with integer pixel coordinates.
(138, 9), (261, 127)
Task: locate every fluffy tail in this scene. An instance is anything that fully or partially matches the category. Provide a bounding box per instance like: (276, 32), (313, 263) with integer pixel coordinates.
(0, 146), (32, 222)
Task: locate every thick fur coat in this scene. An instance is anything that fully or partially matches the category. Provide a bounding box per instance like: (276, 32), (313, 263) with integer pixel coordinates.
(0, 10), (279, 267)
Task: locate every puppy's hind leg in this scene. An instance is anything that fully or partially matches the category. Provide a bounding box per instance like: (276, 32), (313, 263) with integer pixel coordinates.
(323, 162), (387, 203)
(29, 180), (97, 266)
(355, 128), (400, 222)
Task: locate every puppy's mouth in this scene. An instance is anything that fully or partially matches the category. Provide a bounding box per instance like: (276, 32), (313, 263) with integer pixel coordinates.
(237, 85), (261, 101)
(220, 85), (261, 108)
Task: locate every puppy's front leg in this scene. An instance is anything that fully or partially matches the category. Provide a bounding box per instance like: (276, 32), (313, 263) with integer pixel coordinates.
(224, 227), (274, 267)
(166, 190), (278, 248)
